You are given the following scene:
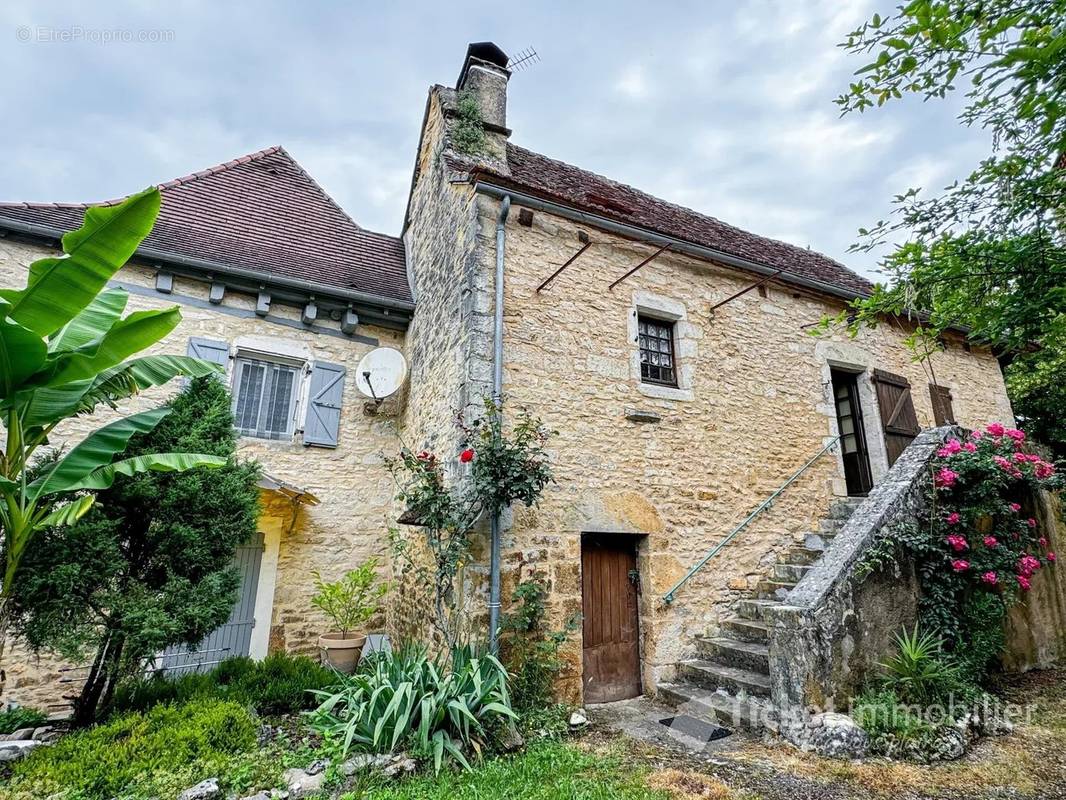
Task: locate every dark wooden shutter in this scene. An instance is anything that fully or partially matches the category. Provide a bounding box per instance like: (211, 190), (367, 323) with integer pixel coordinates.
(930, 384), (955, 426)
(303, 361), (345, 448)
(872, 369), (921, 466)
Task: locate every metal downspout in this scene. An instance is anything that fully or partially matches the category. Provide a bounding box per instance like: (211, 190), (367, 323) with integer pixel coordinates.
(488, 194), (511, 653)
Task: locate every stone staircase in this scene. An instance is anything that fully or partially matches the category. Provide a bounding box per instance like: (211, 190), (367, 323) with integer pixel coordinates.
(658, 497), (864, 731)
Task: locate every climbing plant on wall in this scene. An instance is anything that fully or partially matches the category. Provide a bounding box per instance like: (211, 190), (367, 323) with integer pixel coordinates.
(387, 398), (555, 647)
(861, 424), (1061, 681)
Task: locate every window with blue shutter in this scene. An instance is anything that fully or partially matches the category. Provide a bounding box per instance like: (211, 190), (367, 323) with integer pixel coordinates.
(187, 337), (230, 368)
(303, 362), (345, 448)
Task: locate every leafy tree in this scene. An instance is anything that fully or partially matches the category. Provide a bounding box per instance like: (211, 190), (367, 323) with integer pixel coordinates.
(832, 2), (1066, 452)
(0, 188), (226, 680)
(10, 378), (261, 725)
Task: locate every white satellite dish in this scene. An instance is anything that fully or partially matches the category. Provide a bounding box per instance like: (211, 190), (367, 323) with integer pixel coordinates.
(355, 347), (407, 402)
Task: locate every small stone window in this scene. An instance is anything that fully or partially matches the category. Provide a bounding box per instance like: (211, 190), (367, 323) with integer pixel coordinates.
(638, 316), (677, 387)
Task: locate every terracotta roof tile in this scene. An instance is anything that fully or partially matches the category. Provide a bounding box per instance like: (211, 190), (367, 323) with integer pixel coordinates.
(469, 143), (873, 298)
(0, 146), (411, 303)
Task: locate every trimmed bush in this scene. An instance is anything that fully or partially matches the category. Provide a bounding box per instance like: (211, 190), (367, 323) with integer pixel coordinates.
(1, 699), (257, 800)
(0, 706), (46, 735)
(109, 653), (337, 717)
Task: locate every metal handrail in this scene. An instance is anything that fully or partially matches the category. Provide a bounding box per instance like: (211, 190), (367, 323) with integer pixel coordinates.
(662, 436), (841, 604)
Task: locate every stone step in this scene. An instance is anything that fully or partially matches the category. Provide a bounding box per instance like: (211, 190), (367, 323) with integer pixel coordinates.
(804, 532), (835, 552)
(657, 682), (776, 731)
(756, 579), (796, 600)
(735, 598), (781, 621)
(783, 546), (822, 566)
(677, 659), (772, 697)
(819, 519), (849, 536)
(772, 563), (812, 583)
(695, 636), (770, 674)
(827, 498), (863, 519)
(720, 617), (769, 643)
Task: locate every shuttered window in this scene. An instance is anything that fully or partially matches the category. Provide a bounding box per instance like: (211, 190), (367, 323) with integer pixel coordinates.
(638, 316), (677, 386)
(930, 384), (956, 426)
(232, 357), (300, 440)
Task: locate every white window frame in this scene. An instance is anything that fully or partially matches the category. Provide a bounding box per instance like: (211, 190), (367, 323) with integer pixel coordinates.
(230, 348), (309, 442)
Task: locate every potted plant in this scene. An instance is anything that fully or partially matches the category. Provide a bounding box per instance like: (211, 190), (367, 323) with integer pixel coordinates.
(311, 557), (388, 673)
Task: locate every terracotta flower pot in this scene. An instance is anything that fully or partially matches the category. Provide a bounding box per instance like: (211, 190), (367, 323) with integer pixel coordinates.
(318, 632), (367, 674)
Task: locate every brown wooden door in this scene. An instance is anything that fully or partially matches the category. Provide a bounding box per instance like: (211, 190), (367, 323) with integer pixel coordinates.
(872, 369), (922, 466)
(930, 383), (956, 426)
(581, 535), (641, 703)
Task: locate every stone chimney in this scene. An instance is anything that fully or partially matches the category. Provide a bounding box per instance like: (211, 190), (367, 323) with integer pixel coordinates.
(453, 42), (511, 164)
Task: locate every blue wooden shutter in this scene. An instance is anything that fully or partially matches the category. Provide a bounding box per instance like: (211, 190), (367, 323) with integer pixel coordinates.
(304, 361), (345, 448)
(187, 337), (230, 368)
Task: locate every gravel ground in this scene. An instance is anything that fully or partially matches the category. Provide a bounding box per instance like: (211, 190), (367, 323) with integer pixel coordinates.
(585, 668), (1066, 800)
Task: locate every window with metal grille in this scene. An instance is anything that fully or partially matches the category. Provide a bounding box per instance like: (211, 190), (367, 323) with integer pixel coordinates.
(232, 356), (301, 440)
(638, 316), (677, 386)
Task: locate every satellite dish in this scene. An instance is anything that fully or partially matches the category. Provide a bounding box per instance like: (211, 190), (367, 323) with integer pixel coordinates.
(355, 348), (407, 402)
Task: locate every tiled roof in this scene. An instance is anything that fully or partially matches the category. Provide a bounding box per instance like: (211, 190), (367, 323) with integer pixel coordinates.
(473, 143), (874, 297)
(0, 146), (411, 303)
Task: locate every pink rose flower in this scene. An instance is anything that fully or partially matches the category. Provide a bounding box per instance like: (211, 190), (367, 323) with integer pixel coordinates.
(935, 468), (959, 488)
(946, 512), (961, 525)
(1009, 503), (1021, 512)
(945, 535), (969, 552)
(1013, 451), (1028, 463)
(987, 422), (1007, 437)
(1036, 462), (1055, 479)
(937, 440), (962, 457)
(1006, 428), (1026, 442)
(1027, 518), (1038, 528)
(1018, 555), (1042, 577)
(1018, 575), (1032, 591)
(1039, 537), (1048, 547)
(983, 536), (999, 548)
(952, 559), (970, 572)
(962, 441), (977, 452)
(980, 571), (998, 586)
(1048, 552), (1057, 563)
(993, 455), (1012, 470)
(971, 430), (984, 440)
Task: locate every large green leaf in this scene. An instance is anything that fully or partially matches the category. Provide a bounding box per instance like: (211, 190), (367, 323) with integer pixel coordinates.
(7, 189), (160, 337)
(49, 287), (129, 353)
(0, 319), (47, 398)
(64, 452), (226, 492)
(41, 307), (181, 388)
(36, 495), (95, 527)
(18, 355), (223, 430)
(29, 407), (172, 499)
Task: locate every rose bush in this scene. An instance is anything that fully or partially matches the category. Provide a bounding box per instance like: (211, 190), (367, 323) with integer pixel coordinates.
(861, 423), (1061, 682)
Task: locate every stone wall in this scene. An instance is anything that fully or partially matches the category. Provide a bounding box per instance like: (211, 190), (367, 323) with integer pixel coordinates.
(463, 198), (1014, 702)
(0, 236), (403, 710)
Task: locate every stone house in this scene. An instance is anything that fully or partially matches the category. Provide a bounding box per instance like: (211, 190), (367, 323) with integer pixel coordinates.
(0, 43), (1016, 715)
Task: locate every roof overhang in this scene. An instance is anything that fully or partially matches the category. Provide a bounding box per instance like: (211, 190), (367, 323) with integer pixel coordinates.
(0, 216), (415, 330)
(472, 180), (870, 305)
(257, 472), (320, 505)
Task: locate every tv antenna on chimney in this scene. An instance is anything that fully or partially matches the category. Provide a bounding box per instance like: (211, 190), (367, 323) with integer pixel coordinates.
(507, 47), (540, 72)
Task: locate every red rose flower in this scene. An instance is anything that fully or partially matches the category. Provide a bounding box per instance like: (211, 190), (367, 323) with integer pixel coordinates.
(459, 448), (475, 463)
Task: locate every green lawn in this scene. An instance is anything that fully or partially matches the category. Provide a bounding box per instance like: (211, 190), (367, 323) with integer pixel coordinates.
(347, 740), (670, 800)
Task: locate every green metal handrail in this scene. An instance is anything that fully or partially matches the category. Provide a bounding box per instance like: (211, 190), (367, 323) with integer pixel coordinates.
(662, 436), (842, 604)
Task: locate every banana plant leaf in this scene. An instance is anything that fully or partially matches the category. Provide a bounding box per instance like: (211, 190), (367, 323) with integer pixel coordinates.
(29, 406), (172, 498)
(40, 307), (181, 388)
(61, 452), (226, 492)
(48, 287), (129, 353)
(5, 189), (159, 337)
(35, 495), (95, 527)
(0, 319), (47, 398)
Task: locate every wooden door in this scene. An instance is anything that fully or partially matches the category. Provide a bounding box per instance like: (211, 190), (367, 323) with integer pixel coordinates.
(159, 532), (264, 674)
(831, 370), (874, 496)
(930, 384), (956, 426)
(581, 535), (641, 703)
(872, 369), (921, 467)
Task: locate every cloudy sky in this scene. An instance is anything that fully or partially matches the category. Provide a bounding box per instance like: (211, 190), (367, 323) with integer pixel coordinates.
(1, 1), (989, 280)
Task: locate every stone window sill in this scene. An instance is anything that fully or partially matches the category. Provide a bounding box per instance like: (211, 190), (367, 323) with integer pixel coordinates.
(638, 382), (694, 402)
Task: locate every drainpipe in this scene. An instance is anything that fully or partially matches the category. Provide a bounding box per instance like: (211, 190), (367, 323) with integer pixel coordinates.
(488, 194), (511, 654)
